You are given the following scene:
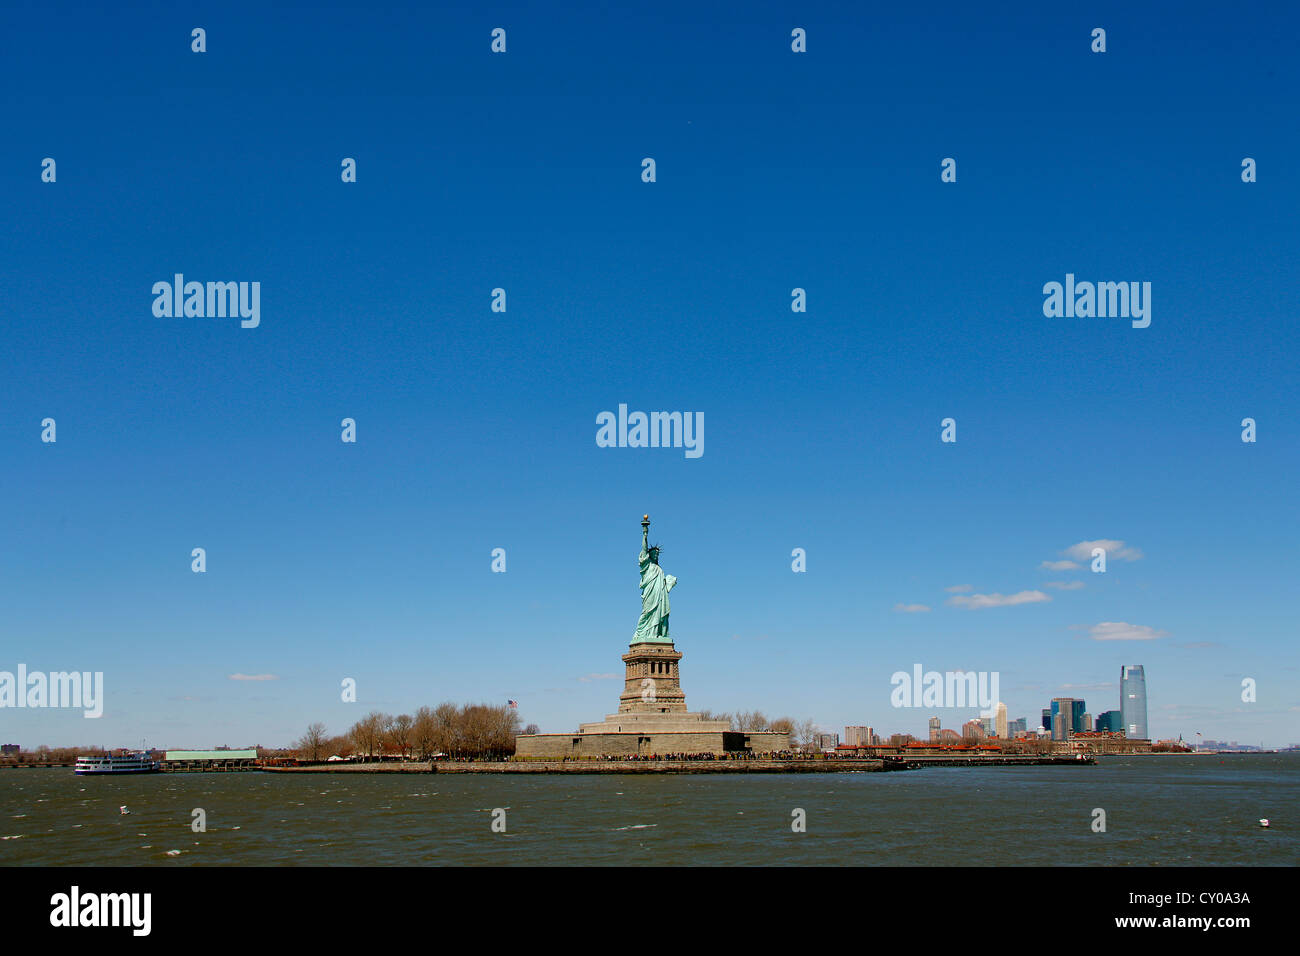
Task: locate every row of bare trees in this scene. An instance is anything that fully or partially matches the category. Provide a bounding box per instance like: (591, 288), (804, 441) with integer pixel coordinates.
(697, 711), (826, 750)
(295, 703), (522, 762)
(0, 745), (100, 765)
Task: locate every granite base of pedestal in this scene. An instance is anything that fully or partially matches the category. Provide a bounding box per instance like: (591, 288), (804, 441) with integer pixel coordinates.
(513, 728), (791, 759)
(514, 639), (791, 757)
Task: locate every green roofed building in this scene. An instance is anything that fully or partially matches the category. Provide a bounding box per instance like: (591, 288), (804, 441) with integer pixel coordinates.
(163, 749), (258, 770)
(165, 750), (257, 760)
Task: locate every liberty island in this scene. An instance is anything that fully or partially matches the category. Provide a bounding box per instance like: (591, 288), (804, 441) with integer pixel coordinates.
(514, 515), (790, 758)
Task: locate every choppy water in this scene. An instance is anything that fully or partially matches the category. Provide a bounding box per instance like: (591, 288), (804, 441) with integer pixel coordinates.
(2, 754), (1296, 866)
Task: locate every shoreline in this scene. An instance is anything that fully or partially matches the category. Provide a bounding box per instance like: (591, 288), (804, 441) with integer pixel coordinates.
(259, 755), (1094, 774)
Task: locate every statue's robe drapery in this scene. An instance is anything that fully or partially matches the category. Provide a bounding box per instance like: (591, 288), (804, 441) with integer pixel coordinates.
(634, 548), (676, 643)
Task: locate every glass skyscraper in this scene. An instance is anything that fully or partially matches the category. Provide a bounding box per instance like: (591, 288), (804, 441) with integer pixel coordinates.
(1096, 710), (1122, 733)
(1121, 665), (1148, 739)
(1050, 698), (1088, 735)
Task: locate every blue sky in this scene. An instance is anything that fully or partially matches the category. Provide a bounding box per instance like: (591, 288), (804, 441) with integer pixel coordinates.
(2, 1), (1297, 749)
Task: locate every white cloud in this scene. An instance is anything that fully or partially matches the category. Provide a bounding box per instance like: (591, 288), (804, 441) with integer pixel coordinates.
(228, 673), (278, 681)
(944, 584), (973, 593)
(1063, 539), (1144, 562)
(893, 603), (931, 613)
(1040, 560), (1081, 571)
(1044, 581), (1086, 590)
(1087, 621), (1167, 641)
(947, 590), (1051, 610)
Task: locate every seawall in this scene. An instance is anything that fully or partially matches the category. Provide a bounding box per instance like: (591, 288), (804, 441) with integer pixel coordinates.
(258, 754), (1092, 774)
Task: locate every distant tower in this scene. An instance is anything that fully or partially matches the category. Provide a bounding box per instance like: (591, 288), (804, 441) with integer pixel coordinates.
(995, 702), (1008, 739)
(928, 716), (941, 742)
(1121, 665), (1148, 739)
(1050, 698), (1080, 738)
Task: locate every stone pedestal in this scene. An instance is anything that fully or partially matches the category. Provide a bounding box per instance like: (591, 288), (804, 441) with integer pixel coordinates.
(619, 641), (686, 714)
(578, 641), (731, 734)
(515, 638), (791, 758)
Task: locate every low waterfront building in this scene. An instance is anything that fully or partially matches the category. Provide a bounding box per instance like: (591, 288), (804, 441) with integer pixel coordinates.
(1061, 732), (1151, 755)
(163, 749), (258, 770)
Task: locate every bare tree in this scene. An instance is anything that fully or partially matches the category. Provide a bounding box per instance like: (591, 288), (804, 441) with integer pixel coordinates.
(349, 711), (389, 760)
(323, 734), (352, 758)
(389, 714), (414, 760)
(770, 716), (795, 734)
(296, 722), (328, 762)
(523, 723), (540, 736)
(412, 706), (437, 759)
(433, 702), (459, 756)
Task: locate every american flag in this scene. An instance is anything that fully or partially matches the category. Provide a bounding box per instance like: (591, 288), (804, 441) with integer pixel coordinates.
(507, 700), (517, 708)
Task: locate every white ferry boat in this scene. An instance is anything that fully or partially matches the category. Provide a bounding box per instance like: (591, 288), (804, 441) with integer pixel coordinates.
(74, 752), (161, 775)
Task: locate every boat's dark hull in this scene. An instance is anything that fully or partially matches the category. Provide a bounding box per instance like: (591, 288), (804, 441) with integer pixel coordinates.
(74, 767), (160, 775)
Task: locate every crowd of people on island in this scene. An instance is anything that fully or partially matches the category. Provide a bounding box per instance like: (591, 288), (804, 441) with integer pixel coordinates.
(545, 750), (844, 762)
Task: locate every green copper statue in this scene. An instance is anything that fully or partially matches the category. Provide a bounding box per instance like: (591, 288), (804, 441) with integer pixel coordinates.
(635, 515), (676, 644)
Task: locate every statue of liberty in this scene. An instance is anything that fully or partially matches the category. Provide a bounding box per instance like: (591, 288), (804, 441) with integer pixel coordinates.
(635, 515), (676, 643)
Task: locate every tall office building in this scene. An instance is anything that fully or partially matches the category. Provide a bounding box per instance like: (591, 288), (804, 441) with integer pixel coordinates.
(1008, 717), (1027, 736)
(995, 702), (1008, 739)
(1121, 665), (1148, 739)
(1082, 712), (1093, 732)
(844, 726), (871, 747)
(1095, 710), (1121, 733)
(1051, 712), (1067, 741)
(1050, 698), (1087, 736)
(1041, 708), (1052, 731)
(929, 716), (941, 742)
